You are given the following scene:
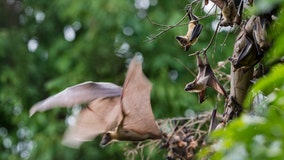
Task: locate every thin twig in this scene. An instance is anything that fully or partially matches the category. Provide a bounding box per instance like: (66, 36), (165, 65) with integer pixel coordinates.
(146, 0), (220, 42)
(146, 16), (188, 28)
(204, 18), (221, 52)
(146, 13), (188, 41)
(221, 27), (233, 53)
(175, 57), (197, 77)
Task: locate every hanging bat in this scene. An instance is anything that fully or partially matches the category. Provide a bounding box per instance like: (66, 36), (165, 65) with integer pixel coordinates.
(252, 16), (271, 56)
(176, 8), (203, 51)
(220, 0), (237, 26)
(233, 0), (244, 25)
(184, 54), (227, 103)
(30, 55), (162, 148)
(229, 31), (262, 71)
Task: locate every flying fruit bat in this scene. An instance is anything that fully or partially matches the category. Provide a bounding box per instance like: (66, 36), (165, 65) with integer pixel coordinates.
(29, 82), (123, 116)
(176, 8), (203, 51)
(185, 54), (227, 103)
(100, 55), (162, 146)
(30, 55), (162, 148)
(220, 0), (237, 27)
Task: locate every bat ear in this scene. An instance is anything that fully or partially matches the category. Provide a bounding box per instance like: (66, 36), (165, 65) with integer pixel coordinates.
(176, 36), (187, 45)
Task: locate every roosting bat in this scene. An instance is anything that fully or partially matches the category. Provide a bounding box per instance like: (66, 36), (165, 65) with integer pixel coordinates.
(220, 0), (237, 26)
(229, 31), (262, 71)
(176, 8), (203, 51)
(230, 15), (271, 71)
(252, 16), (271, 55)
(233, 0), (244, 25)
(184, 54), (227, 103)
(30, 55), (162, 148)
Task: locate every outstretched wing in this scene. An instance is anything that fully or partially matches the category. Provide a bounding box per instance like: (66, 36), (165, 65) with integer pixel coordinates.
(120, 55), (161, 138)
(30, 81), (122, 116)
(195, 54), (227, 102)
(205, 65), (227, 97)
(62, 96), (122, 148)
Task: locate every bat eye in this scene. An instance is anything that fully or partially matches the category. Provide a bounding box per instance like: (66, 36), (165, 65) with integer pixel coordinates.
(185, 84), (193, 91)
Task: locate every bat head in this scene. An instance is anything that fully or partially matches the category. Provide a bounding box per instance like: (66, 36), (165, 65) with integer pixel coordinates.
(220, 0), (237, 27)
(100, 131), (117, 147)
(184, 82), (199, 92)
(175, 36), (191, 51)
(175, 36), (188, 44)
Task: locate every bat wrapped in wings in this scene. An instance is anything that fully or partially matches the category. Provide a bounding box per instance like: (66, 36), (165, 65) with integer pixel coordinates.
(229, 15), (272, 72)
(252, 16), (271, 56)
(184, 54), (227, 103)
(30, 55), (162, 148)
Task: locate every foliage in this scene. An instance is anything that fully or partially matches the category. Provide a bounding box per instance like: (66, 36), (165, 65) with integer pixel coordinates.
(199, 2), (284, 159)
(0, 0), (234, 159)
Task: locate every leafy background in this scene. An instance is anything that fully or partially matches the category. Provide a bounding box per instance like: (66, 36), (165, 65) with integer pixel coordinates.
(1, 0), (282, 159)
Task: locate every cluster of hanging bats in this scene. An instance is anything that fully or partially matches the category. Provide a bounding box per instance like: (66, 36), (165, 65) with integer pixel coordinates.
(30, 0), (277, 159)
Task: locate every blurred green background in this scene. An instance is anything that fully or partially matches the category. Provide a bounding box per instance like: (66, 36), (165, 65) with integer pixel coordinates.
(0, 0), (234, 159)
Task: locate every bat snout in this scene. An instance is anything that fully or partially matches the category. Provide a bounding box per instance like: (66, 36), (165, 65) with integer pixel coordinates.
(175, 36), (183, 41)
(184, 83), (194, 91)
(175, 36), (188, 45)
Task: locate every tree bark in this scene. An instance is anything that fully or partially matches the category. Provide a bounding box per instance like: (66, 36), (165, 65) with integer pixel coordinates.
(223, 16), (257, 122)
